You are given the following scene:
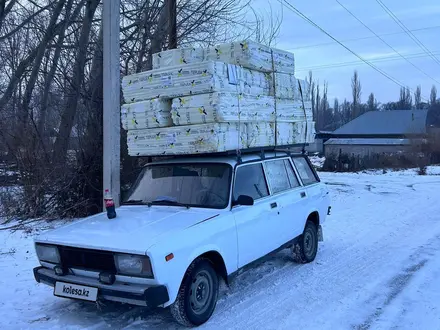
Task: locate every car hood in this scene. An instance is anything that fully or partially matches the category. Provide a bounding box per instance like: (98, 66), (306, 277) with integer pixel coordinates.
(35, 206), (219, 254)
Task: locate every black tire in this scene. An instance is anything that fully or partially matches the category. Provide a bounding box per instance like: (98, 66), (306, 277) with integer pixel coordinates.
(170, 258), (219, 327)
(292, 221), (318, 264)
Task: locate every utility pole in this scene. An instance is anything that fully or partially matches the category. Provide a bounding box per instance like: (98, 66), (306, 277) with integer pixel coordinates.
(103, 0), (121, 207)
(168, 0), (177, 49)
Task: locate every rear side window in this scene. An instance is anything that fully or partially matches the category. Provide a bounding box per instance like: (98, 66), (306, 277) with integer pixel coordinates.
(234, 164), (269, 201)
(264, 159), (291, 194)
(284, 159), (300, 188)
(292, 157), (318, 186)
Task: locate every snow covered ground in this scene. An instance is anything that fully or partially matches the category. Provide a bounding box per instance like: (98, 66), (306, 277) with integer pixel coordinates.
(1, 168), (440, 329)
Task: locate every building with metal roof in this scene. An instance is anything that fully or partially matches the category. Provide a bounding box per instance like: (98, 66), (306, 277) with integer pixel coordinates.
(323, 109), (440, 169)
(330, 110), (429, 138)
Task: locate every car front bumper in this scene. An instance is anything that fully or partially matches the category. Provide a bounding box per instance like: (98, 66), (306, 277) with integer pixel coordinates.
(33, 266), (169, 307)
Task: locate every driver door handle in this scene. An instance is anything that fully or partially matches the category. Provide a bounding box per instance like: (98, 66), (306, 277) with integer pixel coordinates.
(270, 202), (278, 209)
(300, 191), (306, 198)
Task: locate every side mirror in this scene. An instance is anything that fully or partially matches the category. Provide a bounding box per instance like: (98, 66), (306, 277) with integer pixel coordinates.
(233, 195), (254, 206)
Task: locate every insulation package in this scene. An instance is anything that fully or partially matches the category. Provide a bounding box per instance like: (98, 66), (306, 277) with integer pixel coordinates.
(126, 123), (247, 156)
(121, 40), (315, 157)
(121, 99), (172, 129)
(152, 47), (205, 69)
(171, 92), (313, 126)
(153, 41), (295, 74)
(122, 61), (270, 104)
(247, 122), (316, 148)
(275, 100), (313, 122)
(171, 92), (275, 125)
(271, 75), (311, 101)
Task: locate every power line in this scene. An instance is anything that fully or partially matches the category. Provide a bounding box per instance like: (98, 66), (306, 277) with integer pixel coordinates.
(375, 0), (440, 68)
(287, 25), (440, 50)
(296, 51), (440, 72)
(336, 0), (440, 85)
(278, 0), (427, 101)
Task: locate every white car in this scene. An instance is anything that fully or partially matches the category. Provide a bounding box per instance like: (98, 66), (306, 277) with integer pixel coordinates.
(33, 151), (331, 327)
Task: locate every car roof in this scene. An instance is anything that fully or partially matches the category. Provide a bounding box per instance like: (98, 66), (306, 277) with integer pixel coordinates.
(147, 151), (301, 167)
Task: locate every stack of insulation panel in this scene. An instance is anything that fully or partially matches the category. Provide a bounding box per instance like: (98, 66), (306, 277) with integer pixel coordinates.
(121, 41), (315, 156)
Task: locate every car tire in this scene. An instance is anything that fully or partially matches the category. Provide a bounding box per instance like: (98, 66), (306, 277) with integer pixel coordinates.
(170, 258), (219, 327)
(292, 221), (318, 264)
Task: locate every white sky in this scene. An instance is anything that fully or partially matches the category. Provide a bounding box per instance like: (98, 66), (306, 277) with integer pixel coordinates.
(251, 0), (440, 104)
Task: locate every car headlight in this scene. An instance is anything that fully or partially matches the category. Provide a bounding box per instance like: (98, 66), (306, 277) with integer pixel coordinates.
(114, 254), (153, 278)
(35, 244), (60, 264)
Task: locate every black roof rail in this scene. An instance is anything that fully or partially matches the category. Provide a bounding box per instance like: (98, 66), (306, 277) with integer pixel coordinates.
(143, 144), (309, 163)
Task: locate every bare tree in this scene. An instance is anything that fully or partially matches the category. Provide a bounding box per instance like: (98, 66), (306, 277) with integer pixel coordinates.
(351, 70), (361, 119)
(367, 92), (378, 112)
(307, 71), (316, 123)
(0, 0), (268, 221)
(414, 85), (422, 109)
(431, 85), (438, 105)
(20, 0), (67, 130)
(315, 81), (320, 129)
(333, 98), (339, 113)
(250, 3), (282, 47)
(52, 0), (100, 165)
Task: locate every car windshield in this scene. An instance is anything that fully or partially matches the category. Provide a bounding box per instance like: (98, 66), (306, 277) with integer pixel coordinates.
(124, 162), (232, 209)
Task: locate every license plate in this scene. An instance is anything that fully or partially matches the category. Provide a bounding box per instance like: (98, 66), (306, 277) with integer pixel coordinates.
(54, 282), (98, 302)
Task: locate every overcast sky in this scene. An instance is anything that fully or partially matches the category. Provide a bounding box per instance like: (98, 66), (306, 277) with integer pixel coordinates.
(251, 0), (440, 104)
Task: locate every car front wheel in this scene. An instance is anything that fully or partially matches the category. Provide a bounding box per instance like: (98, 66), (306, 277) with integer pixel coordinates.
(170, 258), (219, 327)
(292, 221), (318, 263)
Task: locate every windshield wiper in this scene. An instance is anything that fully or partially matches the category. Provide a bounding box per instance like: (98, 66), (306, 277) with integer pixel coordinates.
(123, 200), (152, 206)
(151, 200), (190, 209)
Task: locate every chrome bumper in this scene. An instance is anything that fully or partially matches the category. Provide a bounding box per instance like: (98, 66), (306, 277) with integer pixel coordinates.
(33, 266), (169, 307)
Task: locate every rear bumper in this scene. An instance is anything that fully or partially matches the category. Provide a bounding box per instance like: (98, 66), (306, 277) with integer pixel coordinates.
(33, 266), (169, 307)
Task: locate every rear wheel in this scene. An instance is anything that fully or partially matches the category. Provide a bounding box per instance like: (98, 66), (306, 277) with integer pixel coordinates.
(292, 221), (318, 263)
(170, 259), (219, 327)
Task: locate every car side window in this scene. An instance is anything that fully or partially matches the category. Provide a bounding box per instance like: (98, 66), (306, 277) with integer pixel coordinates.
(292, 157), (318, 186)
(264, 159), (291, 194)
(233, 163), (269, 201)
(284, 159), (300, 188)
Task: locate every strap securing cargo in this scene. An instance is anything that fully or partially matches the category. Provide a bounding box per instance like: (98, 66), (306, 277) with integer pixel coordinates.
(298, 81), (308, 154)
(270, 49), (278, 150)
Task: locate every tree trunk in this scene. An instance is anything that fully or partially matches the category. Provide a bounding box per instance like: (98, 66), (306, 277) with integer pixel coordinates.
(82, 26), (104, 214)
(52, 0), (100, 165)
(20, 0), (67, 130)
(39, 0), (79, 139)
(0, 47), (39, 113)
(0, 0), (17, 31)
(147, 2), (169, 68)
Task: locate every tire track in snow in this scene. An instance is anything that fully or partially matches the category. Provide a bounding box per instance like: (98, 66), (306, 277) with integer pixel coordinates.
(353, 234), (440, 330)
(207, 179), (440, 330)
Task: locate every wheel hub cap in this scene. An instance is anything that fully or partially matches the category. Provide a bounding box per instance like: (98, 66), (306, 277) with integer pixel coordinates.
(304, 230), (315, 257)
(190, 270), (212, 315)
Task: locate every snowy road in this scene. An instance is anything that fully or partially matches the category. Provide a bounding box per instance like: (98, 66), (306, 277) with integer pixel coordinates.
(1, 169), (440, 329)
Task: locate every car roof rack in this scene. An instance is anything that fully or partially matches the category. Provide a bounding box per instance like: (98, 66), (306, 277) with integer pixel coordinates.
(144, 144), (309, 164)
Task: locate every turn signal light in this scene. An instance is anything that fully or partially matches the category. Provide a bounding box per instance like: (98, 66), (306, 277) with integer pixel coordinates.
(165, 253), (174, 262)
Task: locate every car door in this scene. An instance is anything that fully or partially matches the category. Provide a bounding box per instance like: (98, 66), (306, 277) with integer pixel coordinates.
(231, 162), (279, 268)
(292, 156), (327, 218)
(263, 158), (307, 243)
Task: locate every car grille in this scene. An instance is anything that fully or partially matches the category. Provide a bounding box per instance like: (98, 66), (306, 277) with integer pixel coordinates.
(58, 246), (116, 273)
